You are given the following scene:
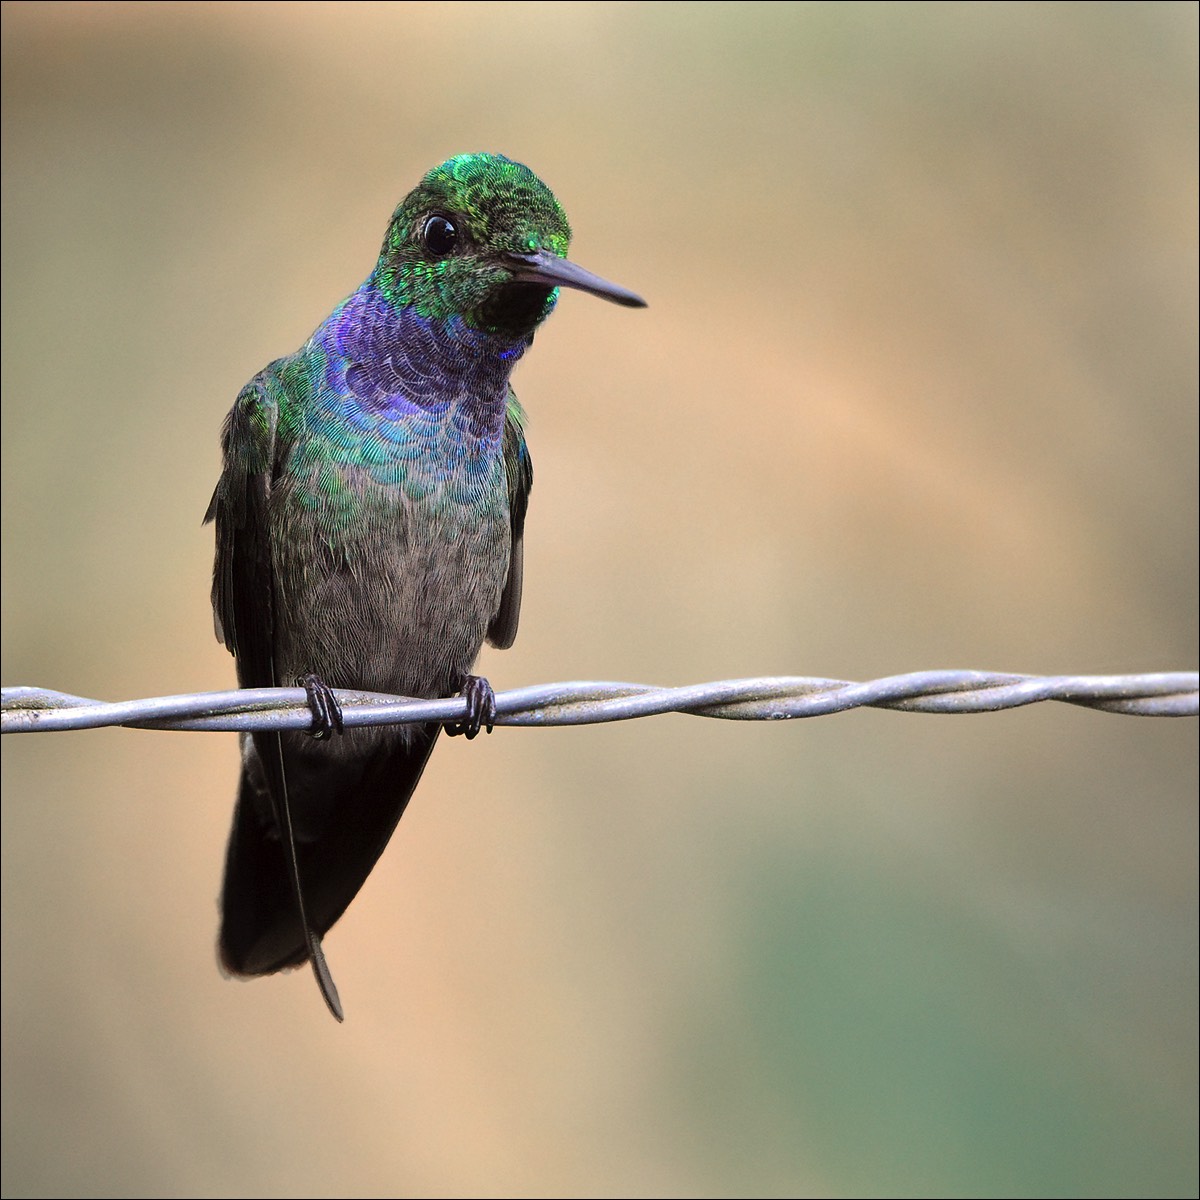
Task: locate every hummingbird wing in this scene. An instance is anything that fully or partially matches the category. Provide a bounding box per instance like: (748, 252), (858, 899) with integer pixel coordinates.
(487, 389), (534, 650)
(205, 376), (279, 688)
(205, 374), (345, 1018)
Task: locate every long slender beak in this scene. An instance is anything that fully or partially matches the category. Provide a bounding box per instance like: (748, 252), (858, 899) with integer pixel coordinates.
(504, 249), (647, 308)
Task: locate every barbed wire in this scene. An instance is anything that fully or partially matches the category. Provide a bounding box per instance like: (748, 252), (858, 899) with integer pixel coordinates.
(2, 670), (1196, 735)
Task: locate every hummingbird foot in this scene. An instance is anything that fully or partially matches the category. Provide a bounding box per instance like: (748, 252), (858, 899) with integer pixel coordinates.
(297, 673), (345, 740)
(444, 674), (496, 740)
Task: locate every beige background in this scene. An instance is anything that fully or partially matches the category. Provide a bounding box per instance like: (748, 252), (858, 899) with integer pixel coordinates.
(2, 3), (1196, 1196)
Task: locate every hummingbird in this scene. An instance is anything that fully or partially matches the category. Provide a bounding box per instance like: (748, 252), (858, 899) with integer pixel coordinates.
(205, 153), (645, 1019)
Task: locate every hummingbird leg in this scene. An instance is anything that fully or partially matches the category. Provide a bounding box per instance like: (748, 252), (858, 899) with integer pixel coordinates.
(444, 674), (496, 740)
(297, 673), (345, 740)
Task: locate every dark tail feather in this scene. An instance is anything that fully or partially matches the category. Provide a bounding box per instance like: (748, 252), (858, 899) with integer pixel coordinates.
(219, 727), (439, 978)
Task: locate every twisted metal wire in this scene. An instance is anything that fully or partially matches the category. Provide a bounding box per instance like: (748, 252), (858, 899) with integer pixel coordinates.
(2, 671), (1196, 735)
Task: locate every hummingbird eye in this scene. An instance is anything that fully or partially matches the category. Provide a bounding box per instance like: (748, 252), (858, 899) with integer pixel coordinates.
(421, 214), (459, 257)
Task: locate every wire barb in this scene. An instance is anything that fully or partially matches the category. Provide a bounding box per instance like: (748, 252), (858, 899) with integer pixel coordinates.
(2, 670), (1196, 735)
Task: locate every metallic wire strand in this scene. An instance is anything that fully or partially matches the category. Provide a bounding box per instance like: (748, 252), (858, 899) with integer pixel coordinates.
(2, 671), (1196, 735)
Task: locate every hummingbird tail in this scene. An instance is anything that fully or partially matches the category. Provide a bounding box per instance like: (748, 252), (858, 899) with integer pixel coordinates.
(218, 727), (440, 979)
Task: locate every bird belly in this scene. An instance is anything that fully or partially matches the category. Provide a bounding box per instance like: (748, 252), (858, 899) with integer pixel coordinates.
(270, 472), (510, 717)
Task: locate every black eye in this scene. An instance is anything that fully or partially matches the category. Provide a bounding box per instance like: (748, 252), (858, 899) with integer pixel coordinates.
(422, 214), (458, 256)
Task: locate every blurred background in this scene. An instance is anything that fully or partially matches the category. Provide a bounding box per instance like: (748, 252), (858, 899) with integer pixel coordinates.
(2, 3), (1196, 1196)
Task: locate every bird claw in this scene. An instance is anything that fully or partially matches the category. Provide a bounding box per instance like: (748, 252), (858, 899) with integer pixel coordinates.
(298, 673), (345, 740)
(444, 674), (496, 739)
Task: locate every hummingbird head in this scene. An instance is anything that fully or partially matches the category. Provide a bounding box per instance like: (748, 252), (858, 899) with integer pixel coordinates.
(373, 153), (645, 340)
